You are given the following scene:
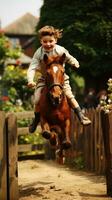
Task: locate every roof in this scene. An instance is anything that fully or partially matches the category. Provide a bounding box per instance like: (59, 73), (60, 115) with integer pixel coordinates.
(4, 13), (39, 35)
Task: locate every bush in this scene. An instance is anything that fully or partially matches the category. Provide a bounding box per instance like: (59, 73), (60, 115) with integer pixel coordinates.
(0, 65), (33, 111)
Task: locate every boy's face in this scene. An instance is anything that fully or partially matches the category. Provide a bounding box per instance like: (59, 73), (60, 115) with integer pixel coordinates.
(40, 35), (57, 52)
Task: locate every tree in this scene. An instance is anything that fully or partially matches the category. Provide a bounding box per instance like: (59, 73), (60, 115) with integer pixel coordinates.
(36, 0), (112, 92)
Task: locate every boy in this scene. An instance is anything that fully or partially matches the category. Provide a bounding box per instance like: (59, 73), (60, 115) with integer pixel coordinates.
(27, 26), (91, 133)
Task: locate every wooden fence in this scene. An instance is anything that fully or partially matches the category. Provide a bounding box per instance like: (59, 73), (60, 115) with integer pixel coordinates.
(70, 108), (106, 174)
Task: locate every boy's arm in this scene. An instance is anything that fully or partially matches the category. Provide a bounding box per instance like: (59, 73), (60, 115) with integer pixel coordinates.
(27, 50), (40, 84)
(64, 48), (80, 69)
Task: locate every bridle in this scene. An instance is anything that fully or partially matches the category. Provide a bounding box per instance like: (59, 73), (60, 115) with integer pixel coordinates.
(47, 83), (63, 91)
(45, 63), (64, 106)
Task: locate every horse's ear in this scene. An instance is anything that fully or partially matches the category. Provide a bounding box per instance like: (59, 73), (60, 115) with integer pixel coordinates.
(43, 54), (48, 63)
(60, 53), (66, 64)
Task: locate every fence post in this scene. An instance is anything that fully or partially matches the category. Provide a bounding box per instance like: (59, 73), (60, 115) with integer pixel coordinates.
(0, 111), (8, 200)
(101, 110), (112, 197)
(6, 113), (19, 200)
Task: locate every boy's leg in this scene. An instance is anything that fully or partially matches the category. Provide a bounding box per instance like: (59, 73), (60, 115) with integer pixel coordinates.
(69, 98), (91, 125)
(64, 76), (91, 125)
(29, 83), (45, 133)
(29, 110), (40, 133)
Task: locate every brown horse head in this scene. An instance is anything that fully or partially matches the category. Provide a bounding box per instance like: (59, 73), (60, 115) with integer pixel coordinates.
(43, 53), (66, 106)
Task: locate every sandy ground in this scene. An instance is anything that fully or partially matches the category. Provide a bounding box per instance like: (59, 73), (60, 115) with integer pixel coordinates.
(18, 159), (111, 200)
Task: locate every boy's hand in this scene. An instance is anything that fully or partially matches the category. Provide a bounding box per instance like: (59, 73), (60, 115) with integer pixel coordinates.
(75, 61), (80, 68)
(72, 61), (80, 69)
(27, 81), (36, 88)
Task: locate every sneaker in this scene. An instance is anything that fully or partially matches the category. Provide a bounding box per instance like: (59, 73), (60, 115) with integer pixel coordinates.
(74, 107), (91, 126)
(80, 115), (91, 125)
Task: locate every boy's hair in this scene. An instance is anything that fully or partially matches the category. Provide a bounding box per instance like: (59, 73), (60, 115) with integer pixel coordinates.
(38, 26), (63, 39)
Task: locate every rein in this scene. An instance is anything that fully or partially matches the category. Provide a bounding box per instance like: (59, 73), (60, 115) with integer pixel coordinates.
(47, 83), (63, 91)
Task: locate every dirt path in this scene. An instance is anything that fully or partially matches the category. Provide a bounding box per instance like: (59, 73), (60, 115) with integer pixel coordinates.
(18, 160), (111, 200)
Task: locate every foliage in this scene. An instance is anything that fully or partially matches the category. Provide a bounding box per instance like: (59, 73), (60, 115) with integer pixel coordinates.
(36, 0), (112, 80)
(0, 30), (21, 74)
(65, 155), (85, 170)
(18, 118), (45, 156)
(0, 65), (33, 111)
(18, 132), (44, 145)
(0, 100), (25, 112)
(100, 78), (112, 112)
(0, 30), (31, 111)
